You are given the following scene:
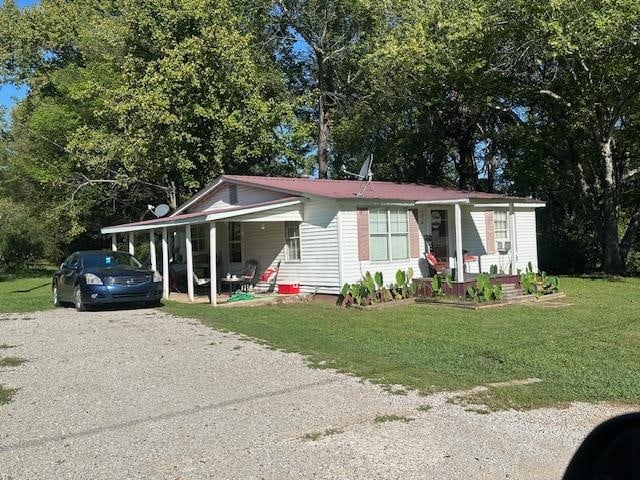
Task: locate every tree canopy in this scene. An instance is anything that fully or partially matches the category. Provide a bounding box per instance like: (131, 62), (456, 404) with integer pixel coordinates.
(0, 0), (639, 274)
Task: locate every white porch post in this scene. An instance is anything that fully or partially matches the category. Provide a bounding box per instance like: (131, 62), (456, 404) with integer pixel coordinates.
(161, 227), (169, 300)
(509, 203), (517, 274)
(149, 229), (157, 271)
(128, 232), (135, 255)
(209, 222), (217, 305)
(454, 203), (464, 283)
(185, 224), (194, 302)
(111, 233), (117, 252)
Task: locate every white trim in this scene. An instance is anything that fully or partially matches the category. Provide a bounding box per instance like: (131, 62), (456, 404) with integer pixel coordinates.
(185, 224), (194, 302)
(336, 210), (343, 288)
(149, 229), (157, 271)
(415, 199), (470, 205)
(209, 222), (217, 305)
(470, 201), (546, 208)
(161, 228), (169, 300)
(101, 199), (304, 234)
(172, 178), (224, 216)
(454, 203), (464, 282)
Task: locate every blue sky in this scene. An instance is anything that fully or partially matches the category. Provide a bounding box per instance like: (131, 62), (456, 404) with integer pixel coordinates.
(0, 0), (39, 121)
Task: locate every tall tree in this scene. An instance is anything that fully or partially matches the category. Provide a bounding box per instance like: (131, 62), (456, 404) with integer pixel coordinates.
(496, 0), (640, 273)
(273, 0), (378, 178)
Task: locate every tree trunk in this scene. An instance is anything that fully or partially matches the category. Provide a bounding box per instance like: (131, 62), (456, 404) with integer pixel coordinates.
(317, 92), (330, 179)
(456, 139), (478, 191)
(600, 139), (625, 274)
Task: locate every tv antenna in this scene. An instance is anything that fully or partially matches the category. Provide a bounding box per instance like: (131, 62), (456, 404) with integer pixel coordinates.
(148, 203), (171, 218)
(341, 154), (374, 197)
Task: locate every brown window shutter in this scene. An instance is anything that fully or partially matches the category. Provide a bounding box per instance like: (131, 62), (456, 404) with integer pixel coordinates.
(356, 208), (370, 261)
(409, 209), (420, 258)
(485, 210), (496, 254)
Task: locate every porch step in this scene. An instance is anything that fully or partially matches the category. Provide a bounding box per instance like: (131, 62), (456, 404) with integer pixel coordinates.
(504, 294), (536, 304)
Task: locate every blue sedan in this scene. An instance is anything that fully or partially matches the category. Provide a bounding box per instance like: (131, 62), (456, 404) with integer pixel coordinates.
(52, 251), (163, 311)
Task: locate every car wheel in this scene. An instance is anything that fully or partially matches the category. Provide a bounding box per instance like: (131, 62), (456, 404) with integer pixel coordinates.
(74, 286), (86, 312)
(52, 282), (62, 307)
(146, 300), (161, 308)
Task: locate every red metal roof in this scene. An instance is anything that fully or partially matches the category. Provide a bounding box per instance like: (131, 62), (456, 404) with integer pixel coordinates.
(103, 197), (301, 230)
(223, 175), (532, 202)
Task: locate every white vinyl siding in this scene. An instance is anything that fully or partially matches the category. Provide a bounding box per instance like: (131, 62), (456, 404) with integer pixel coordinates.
(242, 199), (341, 294)
(186, 184), (290, 212)
(515, 208), (539, 272)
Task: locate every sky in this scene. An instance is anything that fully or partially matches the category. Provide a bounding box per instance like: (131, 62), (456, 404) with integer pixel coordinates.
(0, 0), (39, 122)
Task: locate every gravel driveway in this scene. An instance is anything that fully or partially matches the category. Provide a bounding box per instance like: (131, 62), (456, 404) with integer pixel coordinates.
(0, 308), (630, 479)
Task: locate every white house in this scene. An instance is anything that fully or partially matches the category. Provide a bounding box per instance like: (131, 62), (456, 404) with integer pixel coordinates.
(101, 175), (545, 304)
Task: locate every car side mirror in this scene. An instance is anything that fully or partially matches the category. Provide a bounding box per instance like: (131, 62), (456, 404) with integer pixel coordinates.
(563, 413), (640, 479)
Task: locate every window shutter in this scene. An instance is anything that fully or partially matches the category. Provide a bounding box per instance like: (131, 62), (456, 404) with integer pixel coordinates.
(356, 208), (370, 261)
(409, 209), (420, 258)
(485, 210), (496, 254)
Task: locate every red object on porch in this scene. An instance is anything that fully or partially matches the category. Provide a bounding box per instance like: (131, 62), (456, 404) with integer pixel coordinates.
(277, 283), (300, 294)
(259, 266), (278, 282)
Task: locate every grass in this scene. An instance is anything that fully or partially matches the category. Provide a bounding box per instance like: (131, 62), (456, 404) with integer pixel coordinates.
(0, 385), (17, 405)
(302, 427), (344, 441)
(162, 277), (640, 410)
(374, 414), (414, 423)
(0, 356), (27, 367)
(0, 270), (54, 313)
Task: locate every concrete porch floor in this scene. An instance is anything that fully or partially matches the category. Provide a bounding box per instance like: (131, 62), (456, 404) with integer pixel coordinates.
(166, 291), (310, 306)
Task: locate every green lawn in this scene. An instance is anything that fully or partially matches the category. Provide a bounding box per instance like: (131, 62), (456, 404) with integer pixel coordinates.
(1, 272), (638, 410)
(0, 272), (53, 313)
(163, 277), (640, 410)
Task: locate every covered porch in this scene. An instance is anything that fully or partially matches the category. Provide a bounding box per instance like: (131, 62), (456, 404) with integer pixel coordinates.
(412, 199), (526, 283)
(101, 198), (304, 305)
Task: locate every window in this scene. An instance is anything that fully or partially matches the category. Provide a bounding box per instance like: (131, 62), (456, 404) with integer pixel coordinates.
(284, 222), (301, 261)
(369, 208), (409, 261)
(228, 222), (242, 263)
(494, 211), (509, 241)
(191, 225), (206, 252)
(229, 184), (238, 205)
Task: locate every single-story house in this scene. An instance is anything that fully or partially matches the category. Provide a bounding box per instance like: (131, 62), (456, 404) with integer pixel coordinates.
(101, 175), (545, 304)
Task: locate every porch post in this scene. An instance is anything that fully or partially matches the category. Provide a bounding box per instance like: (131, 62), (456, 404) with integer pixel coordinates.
(509, 203), (517, 274)
(209, 222), (217, 305)
(454, 203), (464, 283)
(149, 229), (157, 271)
(128, 232), (135, 255)
(111, 233), (117, 252)
(185, 224), (194, 302)
(161, 227), (169, 300)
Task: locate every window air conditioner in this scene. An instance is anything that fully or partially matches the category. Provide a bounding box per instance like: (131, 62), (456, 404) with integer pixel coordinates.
(497, 240), (511, 253)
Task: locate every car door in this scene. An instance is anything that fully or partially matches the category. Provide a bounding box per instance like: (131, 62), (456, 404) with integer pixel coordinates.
(59, 254), (79, 300)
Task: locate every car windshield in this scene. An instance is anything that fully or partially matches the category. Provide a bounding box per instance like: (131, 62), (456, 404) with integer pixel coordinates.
(81, 252), (142, 269)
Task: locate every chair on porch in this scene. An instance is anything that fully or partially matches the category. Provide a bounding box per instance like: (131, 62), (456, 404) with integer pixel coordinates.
(239, 260), (259, 290)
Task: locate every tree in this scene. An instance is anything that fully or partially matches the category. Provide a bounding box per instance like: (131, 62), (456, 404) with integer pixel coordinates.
(496, 0), (640, 273)
(273, 0), (379, 178)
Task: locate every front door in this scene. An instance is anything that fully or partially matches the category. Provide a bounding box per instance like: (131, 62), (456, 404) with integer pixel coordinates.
(430, 209), (449, 260)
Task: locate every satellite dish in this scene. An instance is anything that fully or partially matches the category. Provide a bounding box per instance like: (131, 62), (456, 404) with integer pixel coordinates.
(342, 154), (374, 181)
(148, 203), (170, 218)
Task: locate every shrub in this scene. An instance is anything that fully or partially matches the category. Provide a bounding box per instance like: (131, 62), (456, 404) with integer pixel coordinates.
(466, 273), (503, 302)
(340, 268), (417, 307)
(0, 200), (45, 272)
(520, 262), (560, 298)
